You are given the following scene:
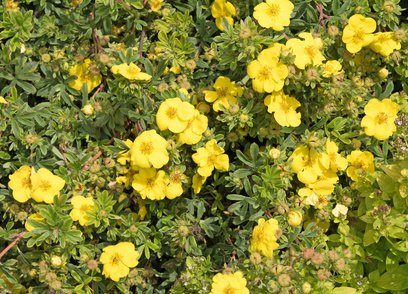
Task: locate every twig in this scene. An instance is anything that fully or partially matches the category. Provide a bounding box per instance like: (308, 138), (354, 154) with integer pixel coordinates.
(82, 150), (103, 170)
(0, 231), (26, 260)
(317, 4), (330, 29)
(138, 29), (146, 58)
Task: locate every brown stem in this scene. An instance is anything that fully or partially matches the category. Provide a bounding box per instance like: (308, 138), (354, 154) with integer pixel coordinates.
(138, 29), (146, 58)
(82, 150), (103, 170)
(0, 231), (26, 260)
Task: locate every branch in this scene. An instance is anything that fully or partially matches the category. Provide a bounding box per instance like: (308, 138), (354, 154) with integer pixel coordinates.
(0, 231), (26, 260)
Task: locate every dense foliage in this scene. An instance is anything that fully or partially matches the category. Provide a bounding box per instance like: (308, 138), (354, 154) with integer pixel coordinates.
(1, 0), (407, 293)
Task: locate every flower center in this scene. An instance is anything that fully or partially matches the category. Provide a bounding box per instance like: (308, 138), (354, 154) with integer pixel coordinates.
(208, 154), (218, 165)
(352, 29), (366, 42)
(217, 87), (229, 98)
(166, 107), (178, 118)
(22, 177), (31, 189)
(280, 99), (291, 113)
(376, 112), (388, 124)
(268, 3), (280, 17)
(258, 66), (272, 80)
(127, 66), (140, 76)
(223, 286), (236, 294)
(80, 204), (91, 213)
(39, 180), (51, 191)
(146, 177), (155, 188)
(140, 141), (153, 155)
(111, 253), (121, 265)
(305, 45), (318, 58)
(170, 171), (182, 183)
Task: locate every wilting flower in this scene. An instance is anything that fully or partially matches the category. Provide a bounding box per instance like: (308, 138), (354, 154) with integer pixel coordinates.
(211, 0), (237, 30)
(192, 173), (207, 194)
(132, 168), (169, 200)
(264, 91), (301, 127)
(100, 242), (139, 282)
(247, 47), (288, 93)
(165, 169), (186, 199)
(286, 32), (325, 69)
(30, 168), (66, 204)
(111, 62), (151, 81)
(68, 59), (102, 93)
(130, 130), (169, 169)
(203, 76), (243, 112)
(341, 14), (376, 54)
(192, 139), (229, 177)
(253, 0), (294, 31)
(8, 165), (32, 203)
(369, 32), (401, 57)
(250, 218), (280, 258)
(209, 271), (250, 294)
(361, 98), (399, 140)
(69, 196), (95, 226)
(346, 150), (375, 181)
(156, 98), (195, 133)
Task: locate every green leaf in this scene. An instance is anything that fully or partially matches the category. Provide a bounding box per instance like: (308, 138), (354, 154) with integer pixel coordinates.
(376, 264), (408, 290)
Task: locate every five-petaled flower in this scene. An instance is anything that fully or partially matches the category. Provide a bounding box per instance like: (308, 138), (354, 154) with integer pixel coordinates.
(209, 271), (250, 294)
(264, 91), (301, 127)
(253, 0), (294, 31)
(70, 195), (95, 226)
(250, 218), (280, 258)
(341, 14), (376, 54)
(130, 130), (169, 169)
(192, 139), (229, 177)
(211, 0), (237, 30)
(111, 62), (152, 81)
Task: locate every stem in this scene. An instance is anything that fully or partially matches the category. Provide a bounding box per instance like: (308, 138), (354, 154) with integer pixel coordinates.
(82, 150), (103, 170)
(0, 231), (26, 260)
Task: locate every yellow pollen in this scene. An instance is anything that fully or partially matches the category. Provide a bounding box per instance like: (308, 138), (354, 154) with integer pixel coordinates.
(217, 87), (229, 98)
(22, 178), (31, 188)
(40, 180), (51, 191)
(208, 154), (218, 165)
(268, 3), (280, 17)
(170, 171), (182, 183)
(376, 112), (388, 124)
(259, 66), (272, 80)
(280, 100), (291, 113)
(166, 107), (178, 118)
(140, 141), (153, 155)
(305, 45), (318, 58)
(146, 177), (155, 187)
(111, 254), (121, 265)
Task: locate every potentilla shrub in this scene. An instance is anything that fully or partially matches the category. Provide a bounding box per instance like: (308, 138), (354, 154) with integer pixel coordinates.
(0, 0), (407, 293)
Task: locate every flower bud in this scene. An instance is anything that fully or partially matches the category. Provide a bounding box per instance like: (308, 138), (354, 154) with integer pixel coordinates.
(302, 248), (315, 260)
(328, 25), (339, 37)
(302, 282), (312, 293)
(51, 256), (62, 267)
(378, 68), (389, 79)
(287, 211), (302, 227)
(250, 252), (262, 265)
(311, 252), (324, 265)
(278, 274), (291, 287)
(41, 54), (51, 63)
(82, 104), (94, 116)
(185, 59), (196, 71)
(317, 269), (331, 281)
(87, 259), (98, 270)
(269, 148), (281, 159)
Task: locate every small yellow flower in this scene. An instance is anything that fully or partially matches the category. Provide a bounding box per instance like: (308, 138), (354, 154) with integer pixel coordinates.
(369, 32), (401, 57)
(149, 0), (163, 12)
(5, 0), (19, 12)
(165, 169), (186, 199)
(250, 218), (280, 258)
(30, 168), (66, 204)
(8, 165), (32, 203)
(247, 47), (288, 93)
(69, 196), (95, 226)
(25, 213), (44, 232)
(322, 60), (343, 77)
(82, 104), (94, 116)
(361, 98), (399, 140)
(156, 98), (195, 133)
(111, 62), (151, 81)
(209, 271), (250, 294)
(130, 130), (169, 169)
(286, 32), (326, 69)
(192, 173), (207, 194)
(68, 59), (102, 93)
(264, 91), (301, 127)
(203, 76), (243, 112)
(332, 204), (348, 218)
(117, 139), (134, 166)
(211, 0), (236, 31)
(253, 0), (294, 31)
(177, 110), (208, 145)
(325, 139), (348, 172)
(342, 14), (376, 54)
(287, 211), (302, 227)
(132, 168), (169, 200)
(100, 242), (139, 282)
(346, 150), (375, 181)
(192, 139), (229, 177)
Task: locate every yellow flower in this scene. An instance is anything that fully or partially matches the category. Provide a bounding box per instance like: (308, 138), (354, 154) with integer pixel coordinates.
(210, 271), (249, 294)
(203, 76), (243, 112)
(290, 145), (330, 184)
(68, 59), (102, 93)
(247, 47), (288, 93)
(346, 150), (375, 181)
(286, 32), (325, 69)
(156, 98), (195, 133)
(369, 32), (401, 57)
(192, 139), (229, 177)
(69, 196), (95, 226)
(253, 0), (294, 31)
(8, 165), (32, 203)
(0, 96), (8, 104)
(177, 110), (208, 145)
(322, 60), (343, 77)
(132, 168), (169, 200)
(288, 211), (302, 227)
(111, 62), (151, 81)
(341, 14), (376, 54)
(192, 173), (207, 194)
(165, 169), (186, 199)
(211, 0), (236, 31)
(307, 170), (339, 196)
(361, 98), (399, 140)
(117, 139), (134, 166)
(25, 213), (44, 232)
(250, 218), (279, 258)
(130, 130), (169, 169)
(100, 242), (139, 282)
(325, 139), (348, 172)
(264, 91), (301, 127)
(149, 0), (163, 12)
(5, 0), (19, 12)
(30, 168), (66, 204)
